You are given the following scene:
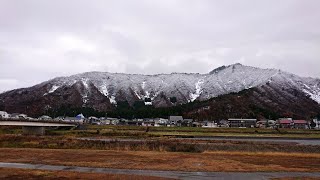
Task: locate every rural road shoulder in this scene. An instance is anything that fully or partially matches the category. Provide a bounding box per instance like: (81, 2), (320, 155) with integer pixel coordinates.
(1, 162), (320, 180)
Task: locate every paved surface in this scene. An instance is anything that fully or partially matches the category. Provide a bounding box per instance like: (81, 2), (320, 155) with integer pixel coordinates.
(1, 162), (320, 180)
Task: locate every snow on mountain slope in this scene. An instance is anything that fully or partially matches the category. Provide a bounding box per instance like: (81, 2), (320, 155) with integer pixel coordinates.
(190, 79), (205, 102)
(31, 63), (320, 106)
(1, 63), (320, 115)
(301, 79), (320, 104)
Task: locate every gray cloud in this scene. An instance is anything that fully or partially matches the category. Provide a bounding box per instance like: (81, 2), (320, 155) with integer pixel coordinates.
(0, 0), (320, 92)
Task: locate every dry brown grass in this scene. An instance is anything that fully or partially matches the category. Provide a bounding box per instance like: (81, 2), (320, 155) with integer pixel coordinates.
(0, 148), (320, 172)
(1, 134), (320, 153)
(0, 168), (173, 180)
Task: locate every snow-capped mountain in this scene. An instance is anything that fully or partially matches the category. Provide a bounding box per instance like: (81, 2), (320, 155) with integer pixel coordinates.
(0, 63), (320, 117)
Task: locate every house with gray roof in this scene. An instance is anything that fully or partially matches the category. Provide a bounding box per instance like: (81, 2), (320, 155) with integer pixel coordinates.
(169, 116), (183, 126)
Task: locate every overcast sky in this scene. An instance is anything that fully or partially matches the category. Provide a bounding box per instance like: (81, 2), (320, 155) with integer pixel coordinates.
(0, 0), (320, 92)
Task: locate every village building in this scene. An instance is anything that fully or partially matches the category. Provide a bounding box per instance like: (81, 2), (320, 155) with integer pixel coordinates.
(313, 119), (320, 129)
(54, 116), (65, 121)
(202, 121), (217, 128)
(277, 118), (293, 128)
(76, 113), (85, 120)
(192, 122), (202, 127)
(102, 119), (110, 125)
(9, 113), (28, 119)
(88, 116), (100, 125)
(181, 119), (193, 127)
(126, 119), (138, 126)
(256, 120), (276, 128)
(153, 118), (168, 127)
(169, 116), (183, 126)
(63, 114), (85, 124)
(218, 119), (229, 127)
(142, 118), (155, 126)
(99, 117), (119, 125)
(0, 111), (9, 119)
(118, 119), (130, 125)
(293, 120), (308, 129)
(228, 119), (257, 128)
(110, 118), (120, 125)
(38, 115), (52, 121)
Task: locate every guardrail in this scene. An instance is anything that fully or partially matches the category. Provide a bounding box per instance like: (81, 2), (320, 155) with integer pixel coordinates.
(0, 118), (80, 125)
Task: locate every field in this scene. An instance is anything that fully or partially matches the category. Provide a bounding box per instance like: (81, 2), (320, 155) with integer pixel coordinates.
(1, 148), (320, 172)
(2, 125), (320, 138)
(0, 125), (320, 179)
(84, 125), (320, 139)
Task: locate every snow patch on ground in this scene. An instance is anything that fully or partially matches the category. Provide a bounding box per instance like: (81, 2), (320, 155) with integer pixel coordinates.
(48, 85), (60, 93)
(134, 90), (143, 100)
(145, 101), (152, 106)
(151, 91), (160, 101)
(303, 84), (320, 104)
(82, 95), (88, 104)
(144, 91), (152, 105)
(82, 78), (89, 89)
(99, 84), (117, 105)
(109, 96), (117, 105)
(145, 91), (150, 98)
(100, 85), (109, 96)
(142, 81), (146, 89)
(141, 81), (151, 102)
(44, 85), (60, 96)
(81, 78), (90, 104)
(189, 79), (204, 102)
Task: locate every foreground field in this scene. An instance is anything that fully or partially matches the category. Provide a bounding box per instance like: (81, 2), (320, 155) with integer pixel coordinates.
(2, 125), (320, 138)
(1, 148), (320, 172)
(0, 168), (172, 180)
(1, 126), (320, 179)
(1, 134), (320, 153)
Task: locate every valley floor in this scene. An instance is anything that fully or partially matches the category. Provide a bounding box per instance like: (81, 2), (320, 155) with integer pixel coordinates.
(1, 126), (320, 179)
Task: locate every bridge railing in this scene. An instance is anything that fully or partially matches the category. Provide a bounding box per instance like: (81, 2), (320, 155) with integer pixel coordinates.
(0, 118), (80, 125)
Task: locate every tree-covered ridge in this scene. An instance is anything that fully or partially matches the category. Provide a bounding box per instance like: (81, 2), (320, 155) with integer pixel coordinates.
(43, 87), (320, 120)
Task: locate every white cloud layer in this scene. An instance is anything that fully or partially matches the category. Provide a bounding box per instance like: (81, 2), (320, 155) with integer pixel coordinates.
(0, 0), (320, 92)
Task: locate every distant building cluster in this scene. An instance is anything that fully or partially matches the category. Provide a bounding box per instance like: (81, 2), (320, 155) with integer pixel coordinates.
(0, 110), (319, 129)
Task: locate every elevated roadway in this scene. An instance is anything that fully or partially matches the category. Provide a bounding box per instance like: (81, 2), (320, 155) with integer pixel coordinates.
(0, 119), (77, 135)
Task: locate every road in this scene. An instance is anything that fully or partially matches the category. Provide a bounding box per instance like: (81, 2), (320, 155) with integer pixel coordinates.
(0, 162), (319, 180)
